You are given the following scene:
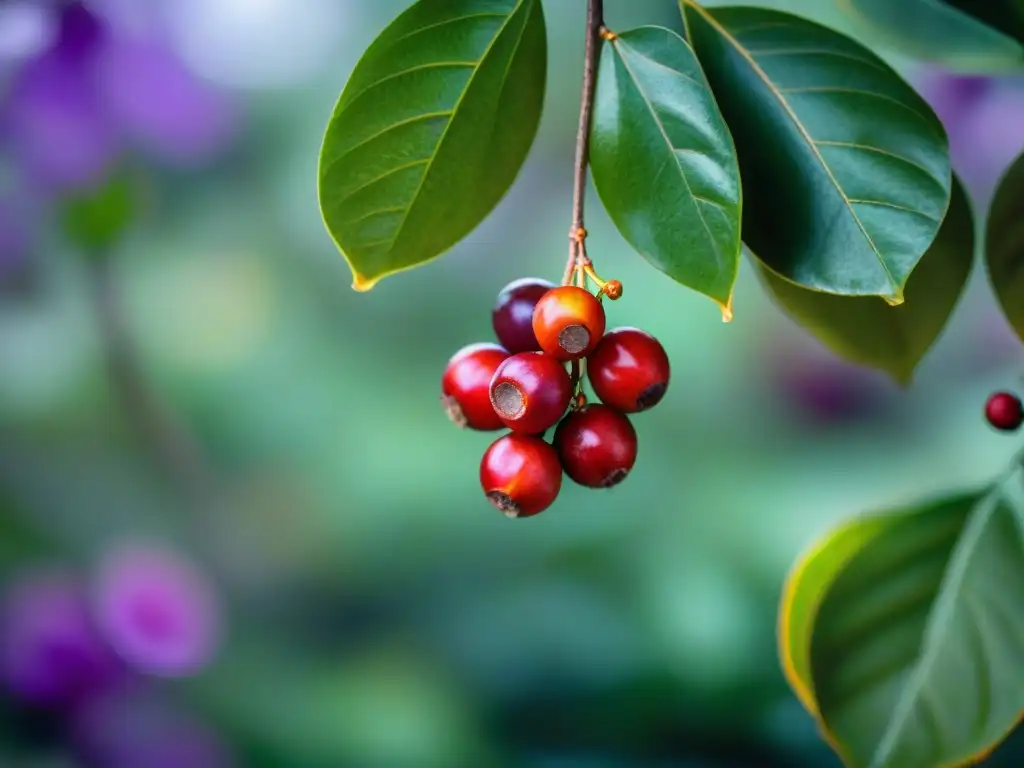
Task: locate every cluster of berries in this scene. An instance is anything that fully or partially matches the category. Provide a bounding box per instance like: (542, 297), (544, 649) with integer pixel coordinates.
(441, 277), (670, 519)
(985, 391), (1023, 431)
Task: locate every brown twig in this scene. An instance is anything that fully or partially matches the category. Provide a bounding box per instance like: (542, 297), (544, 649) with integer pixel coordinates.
(563, 0), (605, 286)
(88, 256), (221, 514)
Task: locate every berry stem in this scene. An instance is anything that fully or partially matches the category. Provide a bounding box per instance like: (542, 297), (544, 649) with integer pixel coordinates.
(563, 0), (606, 288)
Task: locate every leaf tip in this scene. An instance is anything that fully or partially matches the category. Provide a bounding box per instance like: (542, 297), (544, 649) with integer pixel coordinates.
(883, 290), (905, 307)
(351, 272), (380, 293)
(717, 294), (734, 323)
(890, 368), (915, 388)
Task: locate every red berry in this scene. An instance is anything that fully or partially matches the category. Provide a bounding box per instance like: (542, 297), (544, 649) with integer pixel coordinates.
(480, 433), (563, 518)
(489, 352), (572, 434)
(441, 343), (509, 430)
(492, 277), (555, 354)
(587, 327), (670, 413)
(554, 404), (637, 488)
(985, 391), (1023, 431)
(532, 286), (606, 361)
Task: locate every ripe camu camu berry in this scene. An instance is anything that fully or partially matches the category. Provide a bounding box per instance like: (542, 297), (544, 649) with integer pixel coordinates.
(985, 391), (1023, 432)
(492, 277), (556, 353)
(532, 285), (606, 360)
(489, 352), (573, 435)
(441, 343), (510, 431)
(439, 263), (668, 518)
(555, 404), (638, 488)
(587, 327), (671, 413)
(480, 433), (563, 518)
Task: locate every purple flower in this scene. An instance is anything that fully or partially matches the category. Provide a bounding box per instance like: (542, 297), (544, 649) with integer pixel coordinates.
(766, 342), (893, 427)
(2, 36), (119, 193)
(955, 81), (1024, 204)
(911, 68), (1024, 203)
(0, 1), (236, 196)
(91, 543), (222, 678)
(70, 684), (234, 768)
(0, 568), (123, 709)
(92, 33), (235, 167)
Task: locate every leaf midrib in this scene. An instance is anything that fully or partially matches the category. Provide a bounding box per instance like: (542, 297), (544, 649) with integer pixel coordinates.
(376, 0), (531, 258)
(611, 36), (727, 271)
(867, 491), (1001, 768)
(682, 1), (898, 294)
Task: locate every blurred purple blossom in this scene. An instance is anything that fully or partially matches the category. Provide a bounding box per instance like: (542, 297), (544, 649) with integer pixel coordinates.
(912, 69), (1024, 204)
(0, 0), (236, 197)
(70, 684), (234, 768)
(91, 542), (222, 678)
(0, 568), (123, 709)
(766, 342), (894, 427)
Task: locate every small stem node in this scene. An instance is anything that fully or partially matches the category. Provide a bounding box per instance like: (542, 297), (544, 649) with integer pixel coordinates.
(599, 26), (617, 41)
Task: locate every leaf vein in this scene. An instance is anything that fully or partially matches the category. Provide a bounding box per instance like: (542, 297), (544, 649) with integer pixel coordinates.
(962, 593), (993, 742)
(331, 159), (431, 208)
(747, 47), (889, 74)
(777, 86), (935, 128)
(813, 140), (946, 192)
(616, 40), (704, 89)
(848, 199), (940, 224)
(610, 39), (724, 270)
(391, 11), (509, 46)
(684, 2), (896, 291)
(341, 62), (479, 111)
(322, 111), (454, 175)
(378, 2), (531, 255)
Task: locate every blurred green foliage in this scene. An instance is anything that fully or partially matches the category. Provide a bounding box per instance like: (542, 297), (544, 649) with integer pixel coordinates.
(2, 1), (1024, 765)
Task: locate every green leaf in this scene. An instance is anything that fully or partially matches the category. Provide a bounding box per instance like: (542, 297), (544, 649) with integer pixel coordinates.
(680, 2), (952, 302)
(317, 0), (547, 292)
(757, 175), (974, 385)
(589, 25), (742, 312)
(60, 171), (135, 253)
(985, 150), (1024, 346)
(780, 490), (1024, 768)
(839, 0), (1024, 72)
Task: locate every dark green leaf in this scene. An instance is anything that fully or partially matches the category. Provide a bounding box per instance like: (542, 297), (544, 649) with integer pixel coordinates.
(985, 150), (1024, 346)
(589, 25), (742, 311)
(840, 0), (1024, 72)
(944, 0), (1024, 42)
(680, 2), (952, 302)
(757, 175), (974, 385)
(317, 0), (546, 292)
(60, 171), (135, 253)
(781, 490), (1024, 768)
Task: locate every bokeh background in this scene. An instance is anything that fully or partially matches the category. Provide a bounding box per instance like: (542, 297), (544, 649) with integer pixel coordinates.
(1, 1), (1023, 766)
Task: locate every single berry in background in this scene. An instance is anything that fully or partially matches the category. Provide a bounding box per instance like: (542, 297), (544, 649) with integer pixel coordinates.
(441, 343), (510, 430)
(492, 277), (555, 353)
(985, 391), (1023, 431)
(587, 327), (670, 413)
(532, 285), (606, 360)
(554, 404), (638, 489)
(489, 352), (572, 434)
(480, 433), (563, 518)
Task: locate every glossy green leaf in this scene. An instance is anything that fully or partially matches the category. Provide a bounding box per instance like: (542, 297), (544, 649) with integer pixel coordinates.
(985, 150), (1024, 346)
(589, 25), (742, 311)
(60, 171), (135, 253)
(757, 175), (974, 385)
(317, 0), (546, 291)
(680, 2), (952, 302)
(839, 0), (1024, 72)
(780, 490), (1024, 768)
